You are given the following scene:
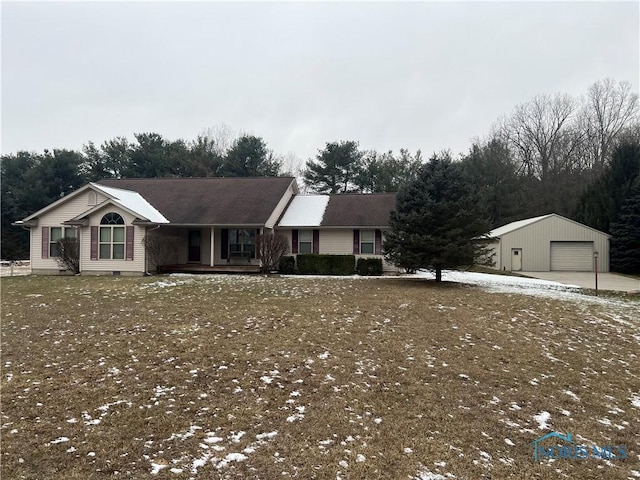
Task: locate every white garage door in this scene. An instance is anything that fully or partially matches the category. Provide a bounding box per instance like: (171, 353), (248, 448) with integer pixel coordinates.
(550, 241), (594, 271)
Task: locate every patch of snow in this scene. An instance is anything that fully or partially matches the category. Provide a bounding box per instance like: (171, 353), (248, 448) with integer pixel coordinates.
(564, 390), (580, 402)
(356, 454), (366, 462)
(49, 437), (70, 445)
(631, 395), (640, 408)
(203, 436), (224, 444)
(90, 183), (169, 223)
(414, 470), (448, 480)
(150, 461), (168, 475)
(216, 452), (248, 469)
(533, 411), (551, 430)
(278, 195), (330, 227)
(504, 438), (515, 446)
(256, 431), (278, 440)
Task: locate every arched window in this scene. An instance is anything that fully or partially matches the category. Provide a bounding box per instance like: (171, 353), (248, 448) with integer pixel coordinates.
(88, 191), (97, 206)
(99, 213), (125, 259)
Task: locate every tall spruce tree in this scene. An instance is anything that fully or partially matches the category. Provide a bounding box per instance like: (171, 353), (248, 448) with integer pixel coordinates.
(610, 178), (640, 274)
(383, 152), (490, 281)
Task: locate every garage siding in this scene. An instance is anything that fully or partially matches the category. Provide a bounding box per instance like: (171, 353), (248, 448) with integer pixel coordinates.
(550, 241), (594, 271)
(498, 215), (609, 272)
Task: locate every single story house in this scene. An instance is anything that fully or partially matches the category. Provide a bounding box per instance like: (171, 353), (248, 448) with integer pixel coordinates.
(482, 213), (610, 272)
(277, 193), (396, 270)
(14, 177), (397, 275)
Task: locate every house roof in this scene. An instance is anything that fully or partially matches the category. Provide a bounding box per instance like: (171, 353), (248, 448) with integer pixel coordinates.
(485, 213), (610, 239)
(88, 183), (169, 223)
(320, 193), (396, 227)
(486, 214), (552, 238)
(98, 177), (296, 225)
(278, 195), (330, 227)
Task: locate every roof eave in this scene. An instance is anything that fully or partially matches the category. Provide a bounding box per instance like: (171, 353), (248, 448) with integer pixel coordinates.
(11, 220), (38, 227)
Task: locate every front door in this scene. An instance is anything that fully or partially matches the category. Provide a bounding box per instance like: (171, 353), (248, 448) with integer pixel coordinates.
(511, 248), (522, 271)
(188, 230), (201, 262)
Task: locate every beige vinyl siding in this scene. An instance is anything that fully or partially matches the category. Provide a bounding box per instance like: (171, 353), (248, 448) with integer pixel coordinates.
(79, 207), (146, 275)
(30, 190), (107, 273)
(318, 229), (352, 255)
(498, 216), (609, 272)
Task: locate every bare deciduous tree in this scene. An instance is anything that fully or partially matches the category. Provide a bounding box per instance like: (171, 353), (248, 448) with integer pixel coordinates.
(256, 233), (290, 273)
(580, 79), (639, 171)
(142, 231), (180, 273)
(54, 238), (80, 273)
(496, 93), (579, 180)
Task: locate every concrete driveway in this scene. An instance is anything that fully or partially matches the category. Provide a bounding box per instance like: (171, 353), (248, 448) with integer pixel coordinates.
(520, 271), (640, 293)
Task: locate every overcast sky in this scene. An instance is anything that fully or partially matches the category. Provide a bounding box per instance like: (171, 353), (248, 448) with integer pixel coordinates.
(2, 1), (638, 166)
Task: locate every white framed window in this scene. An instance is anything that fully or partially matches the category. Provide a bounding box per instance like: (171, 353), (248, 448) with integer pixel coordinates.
(360, 229), (374, 254)
(99, 213), (125, 260)
(50, 227), (76, 257)
(298, 230), (312, 254)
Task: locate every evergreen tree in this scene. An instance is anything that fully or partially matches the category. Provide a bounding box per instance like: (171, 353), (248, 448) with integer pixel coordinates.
(221, 135), (280, 176)
(303, 140), (363, 193)
(574, 141), (640, 233)
(610, 178), (640, 274)
(355, 149), (423, 193)
(459, 139), (523, 228)
(383, 152), (490, 281)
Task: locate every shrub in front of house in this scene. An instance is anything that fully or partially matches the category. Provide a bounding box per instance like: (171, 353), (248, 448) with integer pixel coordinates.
(356, 257), (383, 276)
(278, 256), (296, 274)
(296, 254), (355, 275)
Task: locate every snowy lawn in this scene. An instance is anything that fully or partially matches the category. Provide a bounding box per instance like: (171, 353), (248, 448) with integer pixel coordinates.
(1, 273), (638, 479)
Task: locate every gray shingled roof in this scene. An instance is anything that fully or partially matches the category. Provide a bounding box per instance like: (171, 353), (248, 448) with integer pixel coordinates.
(98, 177), (295, 225)
(320, 193), (396, 227)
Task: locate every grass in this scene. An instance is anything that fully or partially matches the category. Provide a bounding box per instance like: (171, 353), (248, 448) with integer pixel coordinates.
(1, 274), (639, 479)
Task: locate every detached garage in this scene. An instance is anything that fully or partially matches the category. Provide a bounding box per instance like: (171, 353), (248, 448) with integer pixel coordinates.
(483, 214), (610, 272)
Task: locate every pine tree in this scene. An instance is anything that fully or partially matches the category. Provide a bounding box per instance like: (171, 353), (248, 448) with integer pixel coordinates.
(303, 141), (363, 193)
(610, 179), (640, 274)
(383, 153), (490, 281)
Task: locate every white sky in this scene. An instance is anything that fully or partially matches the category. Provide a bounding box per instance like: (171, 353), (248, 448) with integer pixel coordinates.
(2, 1), (638, 166)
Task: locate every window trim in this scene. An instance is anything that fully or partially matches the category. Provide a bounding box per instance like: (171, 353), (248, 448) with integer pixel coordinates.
(298, 229), (313, 254)
(99, 213), (126, 260)
(49, 227), (76, 258)
(360, 229), (375, 255)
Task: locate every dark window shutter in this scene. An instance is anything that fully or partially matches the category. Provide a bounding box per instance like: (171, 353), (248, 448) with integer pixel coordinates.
(126, 226), (134, 261)
(353, 229), (360, 255)
(375, 229), (382, 255)
(221, 228), (229, 259)
(41, 227), (49, 259)
(91, 226), (98, 260)
(291, 229), (298, 254)
(313, 229), (320, 254)
(255, 229), (261, 259)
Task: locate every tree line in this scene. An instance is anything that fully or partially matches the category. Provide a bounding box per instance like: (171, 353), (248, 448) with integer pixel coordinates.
(2, 79), (639, 272)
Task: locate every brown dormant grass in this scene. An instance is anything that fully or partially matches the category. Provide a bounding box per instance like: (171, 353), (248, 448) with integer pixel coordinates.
(1, 274), (638, 479)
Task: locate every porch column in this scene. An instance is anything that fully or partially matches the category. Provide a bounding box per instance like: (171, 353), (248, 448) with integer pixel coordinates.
(210, 227), (215, 267)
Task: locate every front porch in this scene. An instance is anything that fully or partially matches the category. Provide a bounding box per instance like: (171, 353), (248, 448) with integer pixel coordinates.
(158, 264), (261, 274)
(148, 226), (265, 273)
